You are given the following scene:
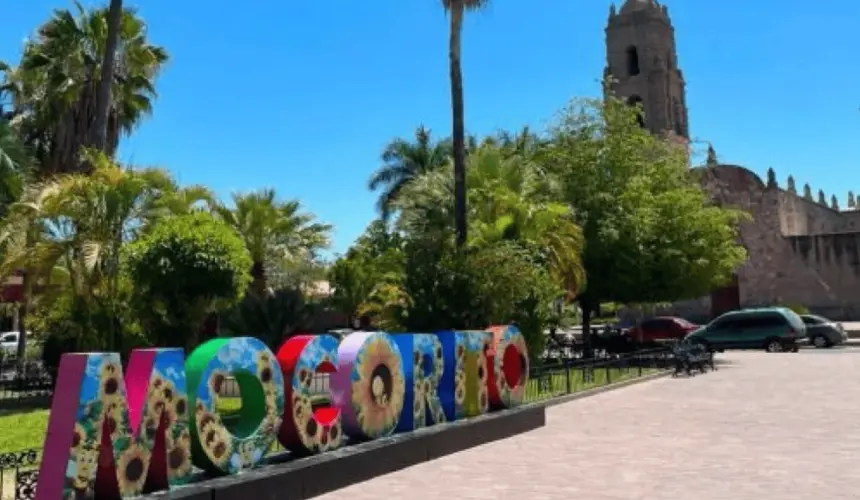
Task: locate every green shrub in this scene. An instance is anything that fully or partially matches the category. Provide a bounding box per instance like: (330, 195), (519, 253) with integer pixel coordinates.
(402, 236), (561, 362)
(31, 286), (148, 379)
(125, 212), (252, 350)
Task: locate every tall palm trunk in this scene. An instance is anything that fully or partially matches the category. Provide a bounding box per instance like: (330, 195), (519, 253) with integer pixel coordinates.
(15, 228), (37, 376)
(250, 260), (268, 297)
(14, 274), (31, 375)
(449, 1), (468, 247)
(93, 0), (123, 151)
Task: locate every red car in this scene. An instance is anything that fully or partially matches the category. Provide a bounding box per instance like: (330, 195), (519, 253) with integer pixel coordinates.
(630, 316), (699, 344)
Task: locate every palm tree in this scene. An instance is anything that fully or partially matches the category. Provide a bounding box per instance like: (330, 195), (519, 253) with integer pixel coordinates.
(93, 0), (124, 150)
(496, 126), (543, 157)
(442, 0), (489, 246)
(0, 150), (191, 357)
(396, 144), (585, 296)
(0, 121), (29, 217)
(368, 125), (451, 221)
(214, 189), (332, 297)
(1, 2), (168, 174)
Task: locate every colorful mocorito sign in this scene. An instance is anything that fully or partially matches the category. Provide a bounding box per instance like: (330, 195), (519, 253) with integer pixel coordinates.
(276, 334), (342, 454)
(185, 337), (284, 475)
(36, 327), (528, 499)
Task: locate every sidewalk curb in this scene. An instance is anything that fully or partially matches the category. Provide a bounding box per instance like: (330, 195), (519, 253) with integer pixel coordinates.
(537, 369), (672, 409)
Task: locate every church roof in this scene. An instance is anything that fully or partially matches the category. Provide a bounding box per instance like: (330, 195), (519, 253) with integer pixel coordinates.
(620, 0), (658, 14)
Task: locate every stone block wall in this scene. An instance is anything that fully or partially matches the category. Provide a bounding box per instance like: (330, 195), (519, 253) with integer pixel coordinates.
(778, 191), (845, 236)
(677, 164), (860, 321)
(839, 210), (860, 231)
(784, 233), (860, 319)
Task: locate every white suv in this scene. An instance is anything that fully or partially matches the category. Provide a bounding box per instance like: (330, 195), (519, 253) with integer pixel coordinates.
(0, 331), (20, 358)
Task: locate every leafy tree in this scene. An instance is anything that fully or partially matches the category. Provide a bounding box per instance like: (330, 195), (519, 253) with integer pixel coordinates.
(1, 2), (168, 174)
(0, 120), (29, 217)
(328, 257), (374, 326)
(401, 233), (558, 359)
(541, 93), (748, 341)
(396, 144), (585, 296)
(357, 280), (412, 331)
(221, 287), (318, 349)
(368, 125), (451, 221)
(34, 276), (147, 380)
(214, 189), (331, 297)
(442, 0), (489, 246)
(328, 220), (405, 325)
(263, 247), (327, 294)
(493, 126), (544, 158)
(0, 152), (214, 362)
(125, 212), (252, 350)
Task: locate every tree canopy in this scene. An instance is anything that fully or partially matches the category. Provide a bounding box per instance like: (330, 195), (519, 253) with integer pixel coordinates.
(0, 2), (751, 370)
(125, 212), (252, 349)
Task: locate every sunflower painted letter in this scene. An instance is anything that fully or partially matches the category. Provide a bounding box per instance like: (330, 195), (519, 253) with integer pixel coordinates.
(35, 349), (192, 500)
(392, 333), (446, 432)
(331, 332), (405, 440)
(276, 335), (343, 454)
(486, 325), (529, 409)
(186, 337), (285, 474)
(435, 331), (491, 421)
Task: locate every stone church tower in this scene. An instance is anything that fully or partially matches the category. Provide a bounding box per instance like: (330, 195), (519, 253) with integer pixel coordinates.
(605, 0), (689, 139)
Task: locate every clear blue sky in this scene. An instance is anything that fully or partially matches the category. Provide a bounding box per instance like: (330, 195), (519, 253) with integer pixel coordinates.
(2, 0), (859, 255)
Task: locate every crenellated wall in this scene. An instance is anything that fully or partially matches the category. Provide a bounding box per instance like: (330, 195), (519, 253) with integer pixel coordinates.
(839, 210), (860, 231)
(778, 191), (845, 236)
(784, 233), (860, 318)
(672, 165), (860, 320)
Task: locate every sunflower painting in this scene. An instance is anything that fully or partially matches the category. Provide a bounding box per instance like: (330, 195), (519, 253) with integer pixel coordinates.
(486, 325), (530, 409)
(332, 332), (405, 440)
(460, 331), (491, 418)
(392, 333), (446, 432)
(186, 337), (285, 475)
(276, 334), (343, 455)
(414, 333), (446, 428)
(56, 348), (191, 499)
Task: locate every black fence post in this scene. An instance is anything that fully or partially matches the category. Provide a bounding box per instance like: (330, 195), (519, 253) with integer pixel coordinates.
(605, 362), (611, 385)
(564, 359), (571, 394)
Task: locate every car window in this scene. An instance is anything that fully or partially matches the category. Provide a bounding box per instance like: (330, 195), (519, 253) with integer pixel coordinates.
(781, 310), (807, 330)
(639, 319), (657, 330)
(802, 316), (822, 325)
(738, 315), (786, 330)
(0, 333), (17, 343)
(710, 316), (739, 331)
(643, 319), (671, 330)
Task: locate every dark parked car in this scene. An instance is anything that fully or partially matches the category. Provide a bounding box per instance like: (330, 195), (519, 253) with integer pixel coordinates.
(630, 317), (699, 344)
(801, 314), (847, 348)
(686, 307), (806, 353)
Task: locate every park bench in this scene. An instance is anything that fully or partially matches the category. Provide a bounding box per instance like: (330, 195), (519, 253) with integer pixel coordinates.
(671, 341), (716, 377)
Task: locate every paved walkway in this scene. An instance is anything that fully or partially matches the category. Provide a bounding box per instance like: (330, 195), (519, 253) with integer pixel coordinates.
(315, 350), (860, 499)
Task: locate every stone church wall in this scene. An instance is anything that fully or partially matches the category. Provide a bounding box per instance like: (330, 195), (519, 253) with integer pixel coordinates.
(838, 210), (860, 231)
(669, 165), (860, 321)
(784, 233), (860, 319)
(778, 191), (844, 236)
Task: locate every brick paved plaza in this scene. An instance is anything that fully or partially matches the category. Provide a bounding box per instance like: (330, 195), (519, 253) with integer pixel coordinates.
(317, 350), (860, 499)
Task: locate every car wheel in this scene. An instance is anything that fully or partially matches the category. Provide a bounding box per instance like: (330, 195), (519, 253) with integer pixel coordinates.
(765, 338), (783, 353)
(811, 334), (832, 349)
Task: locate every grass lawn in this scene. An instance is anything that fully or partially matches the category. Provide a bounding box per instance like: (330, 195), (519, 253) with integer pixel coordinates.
(0, 408), (50, 452)
(0, 367), (663, 453)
